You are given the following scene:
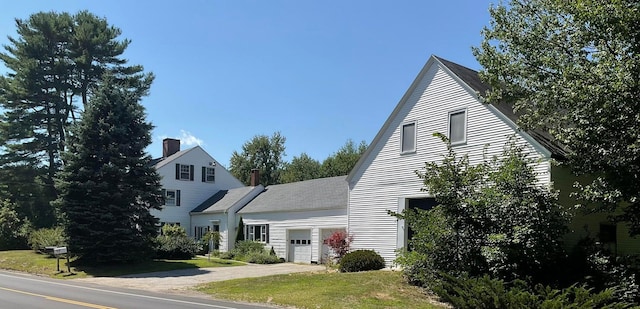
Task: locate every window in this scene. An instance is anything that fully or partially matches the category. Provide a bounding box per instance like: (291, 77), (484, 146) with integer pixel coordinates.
(194, 226), (210, 241)
(449, 110), (467, 145)
(401, 122), (416, 153)
(162, 189), (180, 206)
(246, 224), (269, 243)
(202, 167), (215, 183)
(175, 164), (194, 181)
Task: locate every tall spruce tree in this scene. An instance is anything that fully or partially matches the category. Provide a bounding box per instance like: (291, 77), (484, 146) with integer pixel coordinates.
(56, 74), (160, 264)
(0, 11), (153, 229)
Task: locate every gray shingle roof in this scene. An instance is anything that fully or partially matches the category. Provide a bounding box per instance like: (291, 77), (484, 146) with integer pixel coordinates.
(434, 56), (567, 159)
(191, 186), (259, 213)
(153, 147), (197, 169)
(239, 176), (347, 214)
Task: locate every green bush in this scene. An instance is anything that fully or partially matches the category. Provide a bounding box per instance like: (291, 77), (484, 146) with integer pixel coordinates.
(28, 227), (66, 253)
(432, 273), (632, 309)
(154, 235), (201, 260)
(246, 251), (282, 264)
(339, 250), (385, 272)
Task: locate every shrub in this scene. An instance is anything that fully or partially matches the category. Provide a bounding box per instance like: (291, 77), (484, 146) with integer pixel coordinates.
(246, 251), (282, 264)
(154, 235), (201, 260)
(232, 240), (266, 257)
(323, 230), (352, 261)
(432, 273), (631, 309)
(28, 227), (66, 253)
(339, 250), (385, 272)
(161, 224), (186, 237)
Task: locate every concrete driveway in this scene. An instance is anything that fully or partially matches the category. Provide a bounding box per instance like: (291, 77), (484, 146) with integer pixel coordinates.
(74, 263), (325, 293)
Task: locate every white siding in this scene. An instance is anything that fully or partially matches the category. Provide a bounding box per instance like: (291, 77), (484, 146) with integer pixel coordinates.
(150, 147), (244, 236)
(190, 213), (229, 251)
(241, 208), (347, 263)
(348, 61), (551, 266)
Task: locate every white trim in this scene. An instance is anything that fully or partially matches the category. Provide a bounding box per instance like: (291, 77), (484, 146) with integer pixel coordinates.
(448, 108), (468, 146)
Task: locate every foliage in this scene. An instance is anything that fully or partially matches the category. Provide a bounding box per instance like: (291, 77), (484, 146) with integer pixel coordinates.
(55, 74), (160, 265)
(0, 11), (153, 229)
(280, 153), (322, 183)
(320, 139), (367, 177)
(161, 224), (187, 237)
(154, 236), (201, 260)
(229, 132), (286, 185)
(323, 230), (353, 261)
(474, 0), (640, 236)
(199, 231), (221, 254)
(221, 240), (283, 264)
(0, 199), (28, 250)
(432, 273), (632, 309)
(339, 250), (385, 273)
(236, 217), (245, 243)
(393, 135), (569, 284)
(27, 227), (66, 253)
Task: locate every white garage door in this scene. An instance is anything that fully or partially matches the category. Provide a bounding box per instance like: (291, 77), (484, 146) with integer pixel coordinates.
(288, 229), (311, 263)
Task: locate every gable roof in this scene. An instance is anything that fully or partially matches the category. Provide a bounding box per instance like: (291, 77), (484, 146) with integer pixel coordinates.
(238, 176), (347, 214)
(191, 186), (263, 214)
(347, 55), (566, 183)
(153, 146), (200, 169)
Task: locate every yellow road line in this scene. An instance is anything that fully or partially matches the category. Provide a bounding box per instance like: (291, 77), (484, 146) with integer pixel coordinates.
(0, 286), (118, 309)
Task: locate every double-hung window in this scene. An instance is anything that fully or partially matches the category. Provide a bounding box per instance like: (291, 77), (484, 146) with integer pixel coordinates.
(202, 167), (215, 183)
(448, 109), (467, 145)
(401, 122), (416, 153)
(175, 164), (194, 181)
(245, 224), (269, 243)
(162, 189), (180, 206)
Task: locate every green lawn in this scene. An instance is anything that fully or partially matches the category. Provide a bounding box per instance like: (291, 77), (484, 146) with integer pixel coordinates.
(196, 270), (443, 309)
(0, 250), (243, 278)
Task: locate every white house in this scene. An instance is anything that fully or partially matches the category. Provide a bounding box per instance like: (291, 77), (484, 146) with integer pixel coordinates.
(238, 176), (348, 264)
(346, 55), (568, 266)
(150, 138), (245, 239)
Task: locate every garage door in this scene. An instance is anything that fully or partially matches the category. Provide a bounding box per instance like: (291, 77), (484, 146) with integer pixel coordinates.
(288, 229), (311, 263)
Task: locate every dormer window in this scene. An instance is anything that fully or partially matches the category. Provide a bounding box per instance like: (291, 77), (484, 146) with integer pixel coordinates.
(448, 109), (467, 145)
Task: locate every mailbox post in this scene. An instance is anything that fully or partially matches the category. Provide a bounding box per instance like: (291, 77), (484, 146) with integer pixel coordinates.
(53, 246), (70, 273)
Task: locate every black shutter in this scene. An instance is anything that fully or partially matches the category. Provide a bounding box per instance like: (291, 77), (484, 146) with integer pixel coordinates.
(266, 224), (269, 243)
(161, 189), (166, 205)
(202, 167), (206, 182)
(176, 190), (181, 206)
(175, 164), (180, 179)
(189, 165), (194, 181)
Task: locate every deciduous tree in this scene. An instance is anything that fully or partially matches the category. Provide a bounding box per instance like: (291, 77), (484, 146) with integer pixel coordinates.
(229, 132), (286, 185)
(280, 153), (322, 183)
(473, 0), (640, 235)
(320, 139), (367, 177)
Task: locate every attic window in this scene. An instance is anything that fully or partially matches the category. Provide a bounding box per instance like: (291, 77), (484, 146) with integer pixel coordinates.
(401, 122), (416, 153)
(176, 164), (194, 181)
(449, 109), (467, 145)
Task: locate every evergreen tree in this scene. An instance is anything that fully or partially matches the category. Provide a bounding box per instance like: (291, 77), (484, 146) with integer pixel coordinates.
(236, 217), (245, 243)
(56, 74), (160, 264)
(0, 11), (153, 229)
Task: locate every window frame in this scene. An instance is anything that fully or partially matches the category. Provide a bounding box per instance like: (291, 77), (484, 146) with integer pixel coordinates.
(448, 109), (467, 146)
(245, 224), (269, 243)
(162, 189), (180, 206)
(175, 164), (194, 181)
(400, 121), (417, 154)
(203, 167), (215, 183)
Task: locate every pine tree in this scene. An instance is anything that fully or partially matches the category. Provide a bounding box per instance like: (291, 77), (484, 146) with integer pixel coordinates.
(56, 74), (160, 264)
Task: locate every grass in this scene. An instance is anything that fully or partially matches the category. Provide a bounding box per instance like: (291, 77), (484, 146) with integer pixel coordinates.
(0, 250), (243, 279)
(196, 270), (443, 309)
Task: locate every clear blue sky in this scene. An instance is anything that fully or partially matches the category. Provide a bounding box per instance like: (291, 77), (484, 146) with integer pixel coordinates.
(0, 1), (495, 167)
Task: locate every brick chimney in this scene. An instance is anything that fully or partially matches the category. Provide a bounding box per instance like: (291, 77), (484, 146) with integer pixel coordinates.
(250, 169), (260, 186)
(163, 138), (180, 158)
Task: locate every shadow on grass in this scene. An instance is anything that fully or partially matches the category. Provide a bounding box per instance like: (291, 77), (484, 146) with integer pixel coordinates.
(72, 260), (206, 278)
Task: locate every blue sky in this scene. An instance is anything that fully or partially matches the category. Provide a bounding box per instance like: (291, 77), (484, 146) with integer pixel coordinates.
(0, 1), (495, 167)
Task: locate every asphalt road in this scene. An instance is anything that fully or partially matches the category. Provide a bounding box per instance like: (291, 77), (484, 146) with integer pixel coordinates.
(0, 271), (270, 309)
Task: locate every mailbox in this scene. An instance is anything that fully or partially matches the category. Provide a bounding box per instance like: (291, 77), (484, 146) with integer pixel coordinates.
(53, 246), (67, 255)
